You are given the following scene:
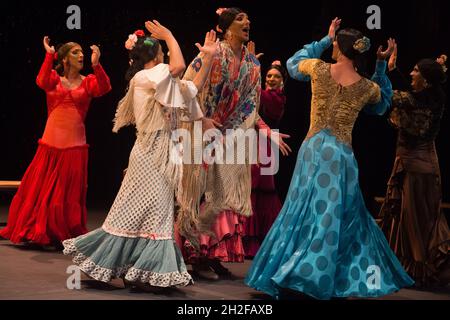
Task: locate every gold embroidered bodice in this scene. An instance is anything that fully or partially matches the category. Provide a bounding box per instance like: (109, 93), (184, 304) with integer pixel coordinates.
(299, 59), (381, 146)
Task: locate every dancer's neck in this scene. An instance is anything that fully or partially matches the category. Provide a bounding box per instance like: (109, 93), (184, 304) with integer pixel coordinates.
(225, 37), (243, 58)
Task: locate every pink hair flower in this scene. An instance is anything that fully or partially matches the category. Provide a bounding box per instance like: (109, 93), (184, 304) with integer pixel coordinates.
(125, 33), (138, 50)
(272, 60), (281, 66)
(216, 7), (228, 16)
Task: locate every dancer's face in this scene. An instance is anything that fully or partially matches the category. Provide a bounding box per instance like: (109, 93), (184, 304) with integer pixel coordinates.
(265, 68), (283, 90)
(63, 45), (84, 72)
(410, 65), (427, 91)
(226, 12), (251, 43)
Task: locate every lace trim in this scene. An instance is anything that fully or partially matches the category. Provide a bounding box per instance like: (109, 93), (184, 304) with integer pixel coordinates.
(62, 239), (193, 287)
(101, 224), (173, 240)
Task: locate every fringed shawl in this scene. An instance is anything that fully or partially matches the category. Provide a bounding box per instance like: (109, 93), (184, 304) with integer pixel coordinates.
(177, 42), (261, 247)
(113, 63), (203, 197)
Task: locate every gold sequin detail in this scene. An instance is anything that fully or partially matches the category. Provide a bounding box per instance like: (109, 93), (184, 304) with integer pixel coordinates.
(299, 59), (381, 146)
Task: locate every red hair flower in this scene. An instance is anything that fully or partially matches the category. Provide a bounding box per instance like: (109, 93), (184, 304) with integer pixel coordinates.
(53, 52), (58, 61)
(134, 29), (145, 37)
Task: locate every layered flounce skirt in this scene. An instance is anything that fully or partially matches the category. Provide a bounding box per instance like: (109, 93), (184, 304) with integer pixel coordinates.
(0, 139), (88, 245)
(379, 142), (450, 286)
(63, 137), (192, 287)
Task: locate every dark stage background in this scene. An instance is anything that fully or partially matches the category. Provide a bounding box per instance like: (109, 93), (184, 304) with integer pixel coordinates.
(0, 0), (449, 218)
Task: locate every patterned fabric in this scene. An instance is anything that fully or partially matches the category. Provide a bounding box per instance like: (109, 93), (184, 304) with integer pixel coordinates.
(389, 89), (445, 148)
(103, 136), (175, 240)
(246, 131), (414, 299)
(295, 58), (391, 146)
(63, 232), (192, 287)
(186, 41), (261, 131)
(245, 38), (413, 299)
(177, 42), (262, 243)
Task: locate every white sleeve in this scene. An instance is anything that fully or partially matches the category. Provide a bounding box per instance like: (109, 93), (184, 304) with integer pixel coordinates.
(178, 80), (203, 121)
(139, 64), (203, 121)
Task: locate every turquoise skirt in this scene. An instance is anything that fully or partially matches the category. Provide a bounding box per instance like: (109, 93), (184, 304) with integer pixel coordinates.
(245, 130), (414, 299)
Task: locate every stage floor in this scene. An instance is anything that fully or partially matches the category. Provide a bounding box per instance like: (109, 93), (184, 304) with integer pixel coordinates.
(1, 206), (449, 300)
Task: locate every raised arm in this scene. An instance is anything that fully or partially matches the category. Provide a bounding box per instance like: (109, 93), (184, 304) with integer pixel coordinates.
(36, 36), (59, 91)
(191, 30), (219, 91)
(85, 45), (112, 97)
(286, 18), (340, 81)
(145, 20), (185, 78)
(364, 38), (396, 115)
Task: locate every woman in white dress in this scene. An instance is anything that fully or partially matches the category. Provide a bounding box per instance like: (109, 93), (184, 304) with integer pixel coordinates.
(63, 20), (220, 289)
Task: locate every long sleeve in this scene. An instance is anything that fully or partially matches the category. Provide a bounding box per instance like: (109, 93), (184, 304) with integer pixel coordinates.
(286, 35), (332, 81)
(389, 90), (439, 139)
(178, 80), (204, 121)
(85, 63), (112, 97)
(363, 60), (393, 115)
(36, 52), (59, 91)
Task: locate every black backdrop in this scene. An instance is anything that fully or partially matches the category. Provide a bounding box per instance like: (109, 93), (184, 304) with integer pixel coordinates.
(1, 0), (449, 217)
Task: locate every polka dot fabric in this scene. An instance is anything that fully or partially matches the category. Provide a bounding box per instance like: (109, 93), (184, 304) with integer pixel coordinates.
(245, 130), (414, 299)
(103, 134), (174, 240)
(63, 131), (192, 287)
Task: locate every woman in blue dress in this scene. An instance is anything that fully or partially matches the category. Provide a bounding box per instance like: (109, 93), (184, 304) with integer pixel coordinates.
(245, 18), (414, 300)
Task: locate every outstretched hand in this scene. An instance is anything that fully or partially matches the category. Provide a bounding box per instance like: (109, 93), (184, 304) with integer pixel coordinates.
(271, 131), (292, 157)
(328, 17), (342, 40)
(377, 38), (396, 61)
(145, 20), (173, 41)
(43, 36), (55, 54)
(388, 42), (398, 71)
(247, 41), (264, 60)
(90, 45), (101, 66)
(195, 30), (219, 57)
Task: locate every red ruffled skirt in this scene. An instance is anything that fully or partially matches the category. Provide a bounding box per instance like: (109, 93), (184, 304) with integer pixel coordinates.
(0, 139), (89, 245)
(175, 209), (245, 263)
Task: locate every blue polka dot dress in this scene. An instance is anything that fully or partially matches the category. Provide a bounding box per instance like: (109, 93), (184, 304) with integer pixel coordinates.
(245, 37), (414, 300)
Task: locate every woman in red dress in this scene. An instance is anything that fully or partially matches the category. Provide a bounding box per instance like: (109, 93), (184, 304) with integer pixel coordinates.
(0, 36), (111, 247)
(244, 61), (288, 258)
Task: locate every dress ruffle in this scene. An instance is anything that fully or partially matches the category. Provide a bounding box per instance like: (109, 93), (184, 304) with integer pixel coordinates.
(63, 228), (192, 287)
(0, 140), (88, 245)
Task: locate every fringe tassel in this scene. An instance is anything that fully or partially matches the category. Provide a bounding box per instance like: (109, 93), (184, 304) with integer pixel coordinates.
(112, 80), (136, 133)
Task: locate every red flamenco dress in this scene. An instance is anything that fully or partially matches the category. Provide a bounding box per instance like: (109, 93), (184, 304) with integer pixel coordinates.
(0, 52), (111, 245)
(243, 88), (286, 258)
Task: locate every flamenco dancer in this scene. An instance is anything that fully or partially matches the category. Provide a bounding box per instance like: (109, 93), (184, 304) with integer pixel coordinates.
(176, 7), (291, 280)
(244, 60), (288, 258)
(379, 45), (450, 288)
(0, 36), (111, 247)
(245, 18), (414, 299)
(63, 21), (219, 288)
